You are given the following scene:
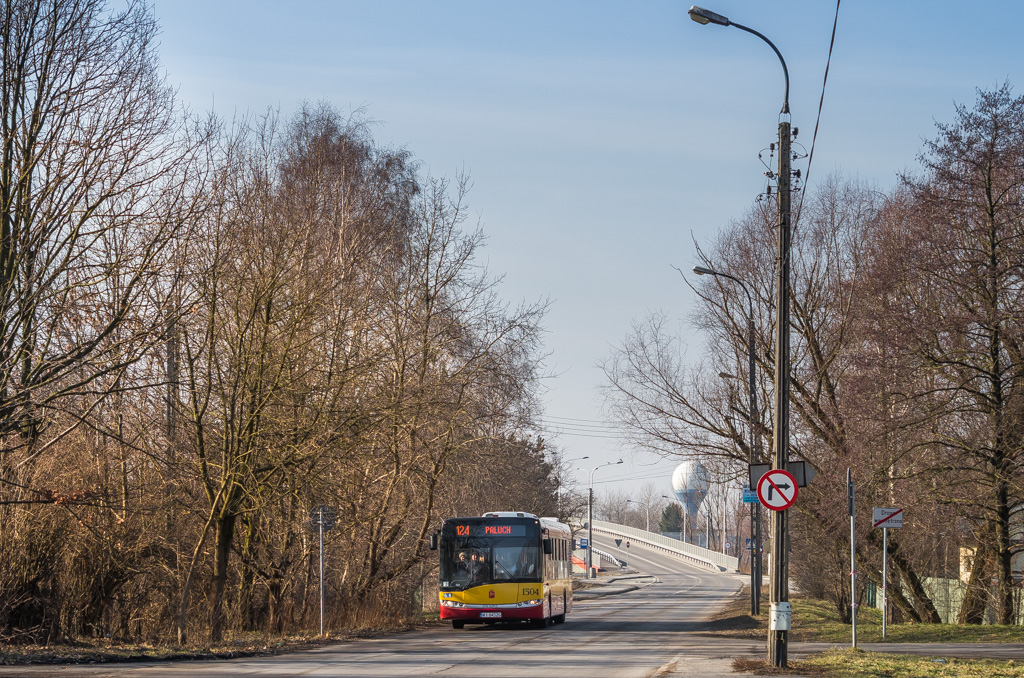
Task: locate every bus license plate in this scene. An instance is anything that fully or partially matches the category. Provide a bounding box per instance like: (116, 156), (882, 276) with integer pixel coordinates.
(480, 612), (501, 618)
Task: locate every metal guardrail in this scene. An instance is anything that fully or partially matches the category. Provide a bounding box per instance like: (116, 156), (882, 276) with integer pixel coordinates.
(591, 520), (740, 573)
(590, 546), (622, 567)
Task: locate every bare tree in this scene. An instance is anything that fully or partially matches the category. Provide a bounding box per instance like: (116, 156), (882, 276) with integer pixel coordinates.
(602, 175), (949, 622)
(0, 0), (205, 453)
(866, 85), (1024, 624)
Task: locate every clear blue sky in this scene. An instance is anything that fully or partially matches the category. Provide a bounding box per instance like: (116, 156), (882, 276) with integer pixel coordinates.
(154, 1), (1024, 500)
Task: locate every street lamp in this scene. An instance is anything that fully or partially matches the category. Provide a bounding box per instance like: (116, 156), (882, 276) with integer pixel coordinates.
(693, 265), (763, 615)
(689, 5), (792, 668)
(585, 460), (623, 578)
(626, 499), (651, 533)
(686, 7), (789, 115)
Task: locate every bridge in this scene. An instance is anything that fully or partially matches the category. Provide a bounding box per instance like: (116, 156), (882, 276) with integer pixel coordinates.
(590, 520), (740, 573)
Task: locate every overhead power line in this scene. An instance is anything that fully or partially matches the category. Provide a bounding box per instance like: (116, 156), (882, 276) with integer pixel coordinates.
(796, 0), (841, 225)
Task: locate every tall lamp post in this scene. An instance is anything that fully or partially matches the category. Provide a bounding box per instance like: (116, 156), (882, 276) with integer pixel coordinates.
(586, 460), (623, 578)
(688, 5), (792, 668)
(626, 499), (652, 533)
(694, 265), (763, 615)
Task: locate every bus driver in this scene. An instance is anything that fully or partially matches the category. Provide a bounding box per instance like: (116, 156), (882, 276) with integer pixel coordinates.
(515, 550), (536, 578)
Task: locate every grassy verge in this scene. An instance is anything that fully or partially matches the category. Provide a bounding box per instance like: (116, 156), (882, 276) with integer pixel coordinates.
(0, 616), (449, 666)
(712, 590), (1024, 677)
(0, 636), (335, 666)
(798, 648), (1024, 677)
(788, 597), (1023, 644)
(708, 589), (1024, 644)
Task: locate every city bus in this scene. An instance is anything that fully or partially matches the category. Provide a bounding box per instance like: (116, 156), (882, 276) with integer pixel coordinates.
(429, 512), (573, 629)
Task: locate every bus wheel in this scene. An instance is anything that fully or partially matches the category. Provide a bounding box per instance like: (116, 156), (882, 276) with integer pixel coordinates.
(452, 620), (465, 629)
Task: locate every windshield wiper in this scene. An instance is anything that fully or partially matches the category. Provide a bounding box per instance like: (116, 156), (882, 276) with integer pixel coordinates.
(493, 561), (516, 585)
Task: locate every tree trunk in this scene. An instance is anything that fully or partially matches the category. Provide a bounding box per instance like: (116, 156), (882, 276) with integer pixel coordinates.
(995, 480), (1015, 624)
(865, 529), (940, 623)
(210, 513), (237, 642)
(857, 550), (922, 623)
(236, 516), (259, 631)
(957, 544), (991, 625)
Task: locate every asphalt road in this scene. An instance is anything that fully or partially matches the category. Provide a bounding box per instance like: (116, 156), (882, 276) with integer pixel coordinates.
(3, 534), (745, 678)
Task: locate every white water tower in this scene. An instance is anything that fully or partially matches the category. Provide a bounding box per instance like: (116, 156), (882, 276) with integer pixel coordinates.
(671, 460), (710, 542)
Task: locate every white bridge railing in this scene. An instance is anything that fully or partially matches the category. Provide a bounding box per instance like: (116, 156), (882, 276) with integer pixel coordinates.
(591, 520), (740, 573)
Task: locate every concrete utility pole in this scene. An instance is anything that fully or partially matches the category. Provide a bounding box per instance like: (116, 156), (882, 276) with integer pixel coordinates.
(687, 5), (792, 667)
(769, 112), (792, 668)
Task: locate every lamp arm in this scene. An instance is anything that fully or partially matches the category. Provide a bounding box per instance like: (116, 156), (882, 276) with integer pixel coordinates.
(730, 21), (790, 115)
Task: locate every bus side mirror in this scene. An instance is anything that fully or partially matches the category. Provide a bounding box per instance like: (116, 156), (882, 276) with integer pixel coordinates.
(543, 538), (553, 555)
(429, 534), (438, 550)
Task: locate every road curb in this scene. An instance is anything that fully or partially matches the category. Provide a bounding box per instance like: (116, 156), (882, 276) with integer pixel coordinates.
(572, 575), (656, 600)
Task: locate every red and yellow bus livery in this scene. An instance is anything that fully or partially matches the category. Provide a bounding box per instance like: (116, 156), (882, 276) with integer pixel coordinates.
(430, 512), (573, 629)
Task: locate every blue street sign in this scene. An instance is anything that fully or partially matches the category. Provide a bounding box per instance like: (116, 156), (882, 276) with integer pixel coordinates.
(742, 487), (760, 504)
(579, 538), (589, 549)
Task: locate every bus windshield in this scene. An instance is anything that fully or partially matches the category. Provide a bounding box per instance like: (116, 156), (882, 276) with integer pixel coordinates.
(440, 537), (541, 590)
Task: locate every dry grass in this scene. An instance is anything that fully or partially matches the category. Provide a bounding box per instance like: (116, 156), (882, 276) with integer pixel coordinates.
(714, 590), (1024, 677)
(801, 648), (1024, 677)
(699, 587), (766, 638)
(0, 636), (334, 666)
(0, 614), (450, 666)
(733, 656), (824, 675)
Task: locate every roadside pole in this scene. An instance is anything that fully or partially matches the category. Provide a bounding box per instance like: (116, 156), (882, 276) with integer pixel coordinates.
(310, 505), (336, 638)
(872, 507), (903, 641)
(882, 526), (887, 639)
(319, 515), (325, 637)
(756, 467), (797, 663)
(848, 469), (856, 649)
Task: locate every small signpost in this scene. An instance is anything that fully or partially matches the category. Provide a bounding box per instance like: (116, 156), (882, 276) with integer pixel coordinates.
(756, 469), (798, 511)
(873, 507), (903, 639)
(848, 470), (856, 649)
(872, 507), (903, 529)
(310, 505), (337, 637)
(579, 537), (589, 550)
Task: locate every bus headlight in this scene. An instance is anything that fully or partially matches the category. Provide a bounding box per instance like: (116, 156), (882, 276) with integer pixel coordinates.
(517, 600), (542, 607)
(440, 600), (465, 608)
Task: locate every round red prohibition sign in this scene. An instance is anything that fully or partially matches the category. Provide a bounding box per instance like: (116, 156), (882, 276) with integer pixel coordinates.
(756, 469), (798, 511)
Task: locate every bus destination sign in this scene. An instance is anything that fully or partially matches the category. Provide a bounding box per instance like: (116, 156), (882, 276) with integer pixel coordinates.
(451, 523), (528, 537)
